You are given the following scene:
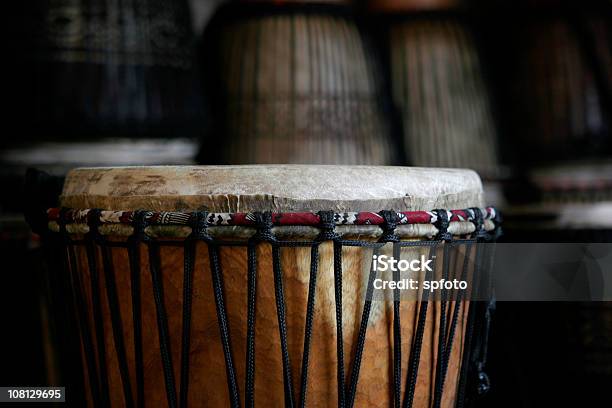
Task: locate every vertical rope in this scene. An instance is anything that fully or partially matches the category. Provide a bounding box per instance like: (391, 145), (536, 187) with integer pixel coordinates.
(148, 241), (178, 408)
(379, 210), (402, 408)
(317, 210), (344, 408)
(101, 243), (134, 408)
(436, 241), (473, 408)
(245, 240), (257, 408)
(345, 246), (380, 408)
(432, 209), (452, 408)
(45, 205), (499, 408)
(59, 212), (100, 407)
(432, 242), (450, 408)
(402, 243), (438, 408)
(392, 242), (402, 408)
(455, 243), (483, 408)
(272, 243), (296, 408)
(68, 243), (101, 406)
(299, 244), (319, 408)
(127, 211), (146, 408)
(207, 243), (241, 408)
(85, 209), (110, 408)
(179, 213), (201, 408)
(456, 208), (494, 407)
(333, 240), (345, 408)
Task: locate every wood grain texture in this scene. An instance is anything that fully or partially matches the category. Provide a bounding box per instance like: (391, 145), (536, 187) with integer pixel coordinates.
(73, 241), (470, 407)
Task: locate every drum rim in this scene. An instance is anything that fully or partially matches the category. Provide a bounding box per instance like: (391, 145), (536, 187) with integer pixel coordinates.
(48, 206), (497, 227)
(46, 206), (499, 240)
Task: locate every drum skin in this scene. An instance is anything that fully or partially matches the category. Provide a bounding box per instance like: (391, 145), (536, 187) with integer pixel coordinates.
(60, 166), (485, 407)
(200, 4), (395, 165)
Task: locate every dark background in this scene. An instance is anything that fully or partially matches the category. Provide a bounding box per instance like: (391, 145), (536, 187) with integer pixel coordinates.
(1, 0), (610, 406)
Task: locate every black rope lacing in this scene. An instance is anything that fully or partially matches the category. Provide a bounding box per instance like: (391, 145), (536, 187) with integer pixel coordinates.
(100, 228), (134, 408)
(317, 211), (345, 408)
(148, 239), (178, 408)
(85, 209), (111, 408)
(299, 244), (319, 408)
(379, 210), (401, 243)
(59, 209), (102, 407)
(253, 212), (296, 407)
(44, 207), (500, 408)
(244, 212), (275, 408)
(456, 210), (495, 408)
(251, 211), (277, 242)
(316, 210), (340, 242)
(402, 242), (437, 408)
(470, 208), (488, 242)
(433, 209), (452, 242)
(432, 244), (451, 408)
(430, 210), (452, 408)
(204, 215), (241, 408)
(345, 246), (381, 408)
(127, 211), (147, 408)
(379, 211), (402, 408)
(178, 212), (207, 408)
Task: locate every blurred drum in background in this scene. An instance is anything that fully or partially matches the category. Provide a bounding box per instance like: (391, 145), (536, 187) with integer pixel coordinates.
(12, 0), (201, 142)
(509, 5), (611, 165)
(34, 165), (499, 407)
(499, 1), (612, 234)
(474, 3), (612, 406)
(366, 0), (502, 184)
(200, 1), (396, 165)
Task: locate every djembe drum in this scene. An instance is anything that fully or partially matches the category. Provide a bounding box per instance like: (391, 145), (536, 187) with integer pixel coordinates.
(36, 165), (499, 407)
(199, 1), (396, 165)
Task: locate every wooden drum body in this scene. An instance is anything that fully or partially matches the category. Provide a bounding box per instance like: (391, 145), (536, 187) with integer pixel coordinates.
(42, 166), (499, 407)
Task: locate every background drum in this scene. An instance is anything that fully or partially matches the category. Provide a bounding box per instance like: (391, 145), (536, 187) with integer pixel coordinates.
(475, 2), (612, 405)
(199, 1), (396, 165)
(10, 0), (201, 143)
(366, 0), (502, 183)
(508, 5), (611, 165)
(34, 165), (499, 407)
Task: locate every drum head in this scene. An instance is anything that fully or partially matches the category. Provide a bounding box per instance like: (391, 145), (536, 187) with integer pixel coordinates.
(60, 165), (484, 212)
